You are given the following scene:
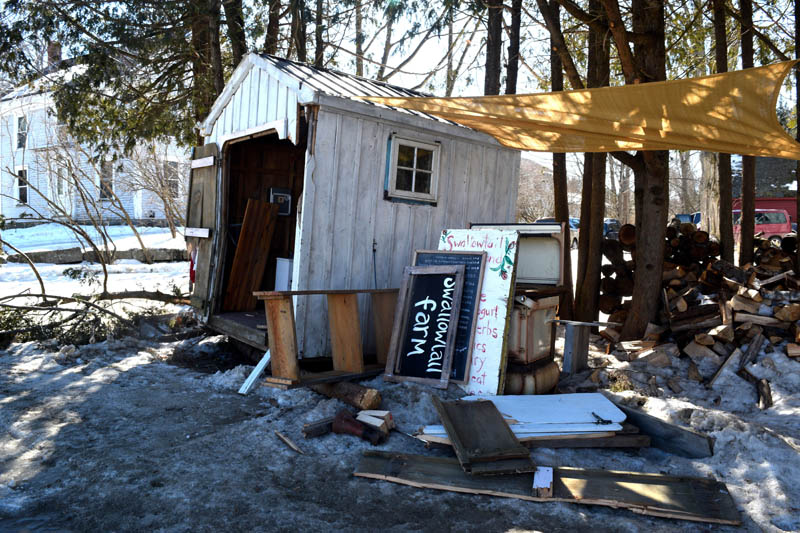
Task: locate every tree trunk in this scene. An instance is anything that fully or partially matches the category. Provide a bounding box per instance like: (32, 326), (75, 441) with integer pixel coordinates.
(377, 9), (395, 81)
(796, 0), (800, 270)
(701, 152), (721, 239)
(208, 0), (225, 96)
(484, 0), (502, 95)
(314, 0), (324, 67)
(574, 0), (609, 323)
(738, 0), (755, 266)
(617, 0), (669, 340)
(265, 0), (281, 54)
(621, 163), (630, 223)
(222, 0), (247, 66)
(548, 0), (574, 320)
(446, 6), (455, 95)
(506, 0), (522, 94)
(291, 0), (307, 62)
(713, 0), (734, 262)
(355, 1), (364, 76)
(678, 151), (691, 214)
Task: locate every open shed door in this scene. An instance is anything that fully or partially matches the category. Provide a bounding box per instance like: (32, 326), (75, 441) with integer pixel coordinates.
(186, 143), (219, 311)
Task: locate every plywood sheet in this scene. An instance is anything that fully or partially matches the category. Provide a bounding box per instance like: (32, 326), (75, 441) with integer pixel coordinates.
(223, 200), (279, 311)
(355, 451), (740, 526)
(463, 393), (626, 425)
(432, 397), (533, 475)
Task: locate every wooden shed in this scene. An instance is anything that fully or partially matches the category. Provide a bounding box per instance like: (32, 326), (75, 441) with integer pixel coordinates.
(187, 53), (521, 358)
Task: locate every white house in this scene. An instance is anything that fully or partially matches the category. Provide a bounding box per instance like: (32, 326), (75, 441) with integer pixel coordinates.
(188, 54), (522, 357)
(0, 60), (188, 227)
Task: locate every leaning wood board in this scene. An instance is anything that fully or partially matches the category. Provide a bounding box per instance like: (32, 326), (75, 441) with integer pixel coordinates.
(355, 451), (740, 525)
(384, 265), (465, 389)
(223, 200), (278, 311)
(413, 250), (486, 383)
(613, 402), (714, 458)
(431, 397), (534, 475)
(438, 229), (519, 395)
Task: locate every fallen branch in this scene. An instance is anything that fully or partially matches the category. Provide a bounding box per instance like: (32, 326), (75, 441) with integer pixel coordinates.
(0, 294), (130, 324)
(0, 311), (83, 337)
(97, 290), (189, 305)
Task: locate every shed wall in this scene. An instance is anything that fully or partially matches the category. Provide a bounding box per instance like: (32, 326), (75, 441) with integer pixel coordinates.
(293, 107), (520, 357)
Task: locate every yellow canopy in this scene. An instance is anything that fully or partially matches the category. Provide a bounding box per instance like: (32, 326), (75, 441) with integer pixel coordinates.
(363, 61), (800, 159)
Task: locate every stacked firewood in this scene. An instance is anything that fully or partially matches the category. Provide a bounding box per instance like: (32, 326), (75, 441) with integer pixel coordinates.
(598, 222), (722, 325)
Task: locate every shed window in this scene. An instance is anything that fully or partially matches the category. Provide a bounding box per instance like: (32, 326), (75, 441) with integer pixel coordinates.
(388, 136), (439, 202)
(16, 168), (28, 204)
(99, 161), (114, 200)
(16, 116), (27, 149)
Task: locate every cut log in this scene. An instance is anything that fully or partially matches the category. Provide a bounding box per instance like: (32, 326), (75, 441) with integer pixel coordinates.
(310, 382), (382, 411)
(618, 224), (636, 247)
(730, 295), (761, 314)
(757, 379), (773, 410)
(707, 348), (742, 389)
(774, 304), (800, 322)
(733, 313), (790, 329)
(302, 416), (336, 438)
(683, 341), (722, 366)
(694, 333), (714, 346)
(785, 343), (800, 358)
(709, 259), (748, 285)
(739, 333), (766, 369)
(708, 324), (734, 343)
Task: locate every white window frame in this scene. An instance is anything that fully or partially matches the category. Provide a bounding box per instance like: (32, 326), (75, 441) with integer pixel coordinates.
(99, 160), (114, 200)
(15, 114), (28, 150)
(387, 135), (440, 203)
(15, 166), (28, 204)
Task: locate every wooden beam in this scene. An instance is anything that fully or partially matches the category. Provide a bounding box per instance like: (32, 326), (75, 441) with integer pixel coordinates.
(613, 403), (713, 458)
(327, 293), (365, 373)
(264, 296), (300, 381)
(355, 451), (740, 525)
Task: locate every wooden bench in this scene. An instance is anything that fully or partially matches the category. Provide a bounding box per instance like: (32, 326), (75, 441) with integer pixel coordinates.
(254, 289), (398, 389)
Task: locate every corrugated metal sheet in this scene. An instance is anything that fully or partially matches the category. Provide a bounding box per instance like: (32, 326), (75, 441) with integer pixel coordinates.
(256, 55), (455, 126)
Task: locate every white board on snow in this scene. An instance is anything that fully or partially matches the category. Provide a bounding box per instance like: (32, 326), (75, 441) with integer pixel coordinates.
(463, 393), (626, 425)
(438, 228), (519, 395)
(420, 422), (623, 436)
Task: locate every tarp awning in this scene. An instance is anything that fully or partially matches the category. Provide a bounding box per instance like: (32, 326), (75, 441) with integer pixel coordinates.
(362, 61), (800, 160)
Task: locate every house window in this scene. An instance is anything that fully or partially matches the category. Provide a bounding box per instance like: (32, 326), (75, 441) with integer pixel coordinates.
(99, 160), (114, 200)
(164, 161), (180, 198)
(16, 115), (27, 149)
(388, 136), (439, 202)
(16, 168), (28, 204)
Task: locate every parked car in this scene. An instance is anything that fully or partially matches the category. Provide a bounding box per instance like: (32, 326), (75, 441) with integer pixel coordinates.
(603, 218), (621, 240)
(535, 217), (580, 248)
(674, 212), (702, 228)
(732, 209), (792, 246)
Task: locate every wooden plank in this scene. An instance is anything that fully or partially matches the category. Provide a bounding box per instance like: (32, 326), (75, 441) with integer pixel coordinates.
(327, 293), (364, 373)
(261, 365), (385, 390)
(265, 297), (299, 381)
(185, 227), (211, 238)
(238, 350), (271, 395)
(533, 466), (553, 498)
(371, 292), (397, 365)
(354, 452), (740, 525)
(419, 431), (646, 449)
(223, 200), (278, 311)
(707, 348), (742, 389)
(188, 143), (219, 311)
(613, 403), (713, 458)
(191, 155), (215, 169)
(255, 288), (399, 299)
(421, 422), (623, 436)
(431, 397), (533, 475)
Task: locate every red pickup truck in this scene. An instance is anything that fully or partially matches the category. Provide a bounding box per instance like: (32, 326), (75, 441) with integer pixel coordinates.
(732, 208), (792, 246)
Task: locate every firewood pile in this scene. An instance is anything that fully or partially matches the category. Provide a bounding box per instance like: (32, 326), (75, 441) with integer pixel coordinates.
(598, 221), (800, 408)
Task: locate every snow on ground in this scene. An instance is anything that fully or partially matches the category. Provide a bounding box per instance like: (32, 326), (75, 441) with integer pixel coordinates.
(1, 223), (185, 253)
(0, 242), (797, 530)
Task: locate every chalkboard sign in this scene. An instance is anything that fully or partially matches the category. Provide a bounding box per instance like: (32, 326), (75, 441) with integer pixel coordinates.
(414, 250), (486, 383)
(384, 265), (465, 389)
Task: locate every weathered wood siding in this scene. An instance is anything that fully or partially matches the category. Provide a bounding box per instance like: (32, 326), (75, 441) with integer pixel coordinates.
(293, 108), (520, 357)
(205, 66), (298, 146)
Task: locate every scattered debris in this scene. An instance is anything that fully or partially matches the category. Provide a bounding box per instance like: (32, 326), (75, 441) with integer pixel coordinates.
(274, 430), (305, 455)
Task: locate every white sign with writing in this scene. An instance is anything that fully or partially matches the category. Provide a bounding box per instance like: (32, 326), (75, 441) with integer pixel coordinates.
(438, 228), (518, 395)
